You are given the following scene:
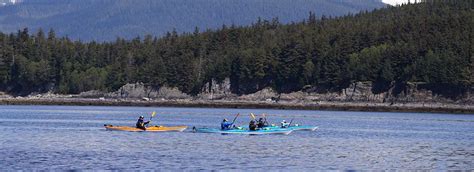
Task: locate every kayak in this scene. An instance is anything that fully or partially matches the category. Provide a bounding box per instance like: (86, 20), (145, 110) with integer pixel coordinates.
(266, 125), (318, 131)
(104, 124), (187, 132)
(193, 127), (292, 135)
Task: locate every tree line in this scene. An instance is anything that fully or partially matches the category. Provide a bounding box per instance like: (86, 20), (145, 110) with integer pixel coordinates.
(0, 0), (472, 99)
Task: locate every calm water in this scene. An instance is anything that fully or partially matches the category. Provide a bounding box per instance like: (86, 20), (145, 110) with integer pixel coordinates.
(0, 105), (473, 170)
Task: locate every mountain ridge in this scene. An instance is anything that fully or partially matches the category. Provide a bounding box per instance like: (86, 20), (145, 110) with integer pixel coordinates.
(0, 0), (387, 41)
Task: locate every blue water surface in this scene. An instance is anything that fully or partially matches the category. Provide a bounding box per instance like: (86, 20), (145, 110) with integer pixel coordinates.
(0, 105), (473, 170)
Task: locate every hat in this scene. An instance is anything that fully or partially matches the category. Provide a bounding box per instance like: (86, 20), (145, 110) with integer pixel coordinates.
(223, 118), (228, 122)
(140, 116), (144, 118)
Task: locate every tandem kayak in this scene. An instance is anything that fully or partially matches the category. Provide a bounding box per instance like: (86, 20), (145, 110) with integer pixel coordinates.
(193, 127), (293, 135)
(266, 125), (318, 131)
(104, 124), (187, 132)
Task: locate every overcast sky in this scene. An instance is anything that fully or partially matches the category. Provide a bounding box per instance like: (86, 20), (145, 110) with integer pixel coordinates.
(381, 0), (411, 6)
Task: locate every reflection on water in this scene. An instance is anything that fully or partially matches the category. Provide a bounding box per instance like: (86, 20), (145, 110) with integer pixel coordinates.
(0, 105), (473, 170)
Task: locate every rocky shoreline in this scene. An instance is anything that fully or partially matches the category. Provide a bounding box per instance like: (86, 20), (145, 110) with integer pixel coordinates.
(1, 80), (472, 114)
(0, 97), (472, 114)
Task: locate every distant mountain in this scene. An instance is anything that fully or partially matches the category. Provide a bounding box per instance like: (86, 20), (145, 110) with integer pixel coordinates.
(0, 0), (387, 41)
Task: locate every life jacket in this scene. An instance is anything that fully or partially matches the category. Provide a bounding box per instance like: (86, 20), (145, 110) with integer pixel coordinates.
(249, 121), (257, 131)
(136, 118), (145, 128)
(221, 121), (232, 130)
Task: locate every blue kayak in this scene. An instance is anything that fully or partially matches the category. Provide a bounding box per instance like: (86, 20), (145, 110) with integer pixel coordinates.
(266, 125), (318, 131)
(193, 127), (293, 135)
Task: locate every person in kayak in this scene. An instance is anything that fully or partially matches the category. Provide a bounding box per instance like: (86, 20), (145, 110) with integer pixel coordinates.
(257, 117), (268, 128)
(281, 120), (290, 128)
(249, 120), (257, 131)
(136, 116), (150, 130)
(221, 118), (234, 130)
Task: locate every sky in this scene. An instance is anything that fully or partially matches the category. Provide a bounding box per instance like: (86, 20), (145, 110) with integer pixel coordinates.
(381, 0), (411, 6)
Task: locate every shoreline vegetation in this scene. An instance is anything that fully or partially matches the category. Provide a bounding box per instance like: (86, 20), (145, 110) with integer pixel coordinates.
(1, 97), (472, 114)
(0, 1), (472, 114)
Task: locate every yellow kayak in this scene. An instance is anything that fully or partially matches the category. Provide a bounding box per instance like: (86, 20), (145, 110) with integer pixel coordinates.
(104, 124), (187, 132)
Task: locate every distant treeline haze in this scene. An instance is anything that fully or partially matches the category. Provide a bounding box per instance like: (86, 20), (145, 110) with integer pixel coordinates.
(0, 0), (472, 99)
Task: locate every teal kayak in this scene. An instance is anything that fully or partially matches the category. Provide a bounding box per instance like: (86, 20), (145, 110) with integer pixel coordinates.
(266, 125), (318, 131)
(193, 127), (293, 135)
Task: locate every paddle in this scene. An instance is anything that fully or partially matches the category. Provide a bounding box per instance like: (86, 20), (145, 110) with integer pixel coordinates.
(148, 111), (157, 125)
(288, 118), (294, 127)
(262, 113), (269, 127)
(250, 113), (256, 120)
(150, 111), (157, 121)
(229, 113), (240, 129)
(231, 113), (240, 124)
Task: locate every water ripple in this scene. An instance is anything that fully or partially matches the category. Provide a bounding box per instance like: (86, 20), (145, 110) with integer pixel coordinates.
(0, 105), (473, 170)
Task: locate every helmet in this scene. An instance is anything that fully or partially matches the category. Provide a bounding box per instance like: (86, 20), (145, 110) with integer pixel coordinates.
(139, 116), (144, 118)
(282, 120), (286, 122)
(223, 118), (228, 122)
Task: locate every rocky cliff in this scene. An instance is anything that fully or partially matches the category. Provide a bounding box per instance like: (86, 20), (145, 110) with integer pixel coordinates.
(73, 79), (472, 105)
(2, 79), (472, 113)
(237, 81), (473, 104)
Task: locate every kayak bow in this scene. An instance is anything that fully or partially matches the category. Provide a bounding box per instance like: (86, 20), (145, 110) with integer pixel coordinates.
(104, 124), (187, 132)
(267, 125), (318, 131)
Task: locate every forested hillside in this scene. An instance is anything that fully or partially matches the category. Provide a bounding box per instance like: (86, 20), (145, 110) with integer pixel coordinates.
(0, 0), (385, 41)
(0, 0), (472, 99)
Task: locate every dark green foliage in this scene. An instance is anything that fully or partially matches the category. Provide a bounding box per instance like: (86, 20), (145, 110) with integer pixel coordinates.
(0, 0), (471, 99)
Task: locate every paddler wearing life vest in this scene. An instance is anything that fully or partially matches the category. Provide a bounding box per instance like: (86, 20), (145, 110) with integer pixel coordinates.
(281, 120), (290, 128)
(221, 118), (234, 130)
(257, 117), (269, 128)
(136, 116), (150, 130)
(249, 120), (257, 131)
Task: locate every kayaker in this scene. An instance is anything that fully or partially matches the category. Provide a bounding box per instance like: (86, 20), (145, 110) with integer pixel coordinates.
(221, 118), (234, 130)
(257, 117), (268, 128)
(249, 120), (257, 131)
(281, 120), (289, 128)
(136, 116), (150, 130)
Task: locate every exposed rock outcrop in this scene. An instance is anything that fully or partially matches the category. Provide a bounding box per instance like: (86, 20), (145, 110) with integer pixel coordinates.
(104, 83), (190, 100)
(27, 91), (73, 98)
(238, 88), (278, 102)
(78, 90), (105, 98)
(0, 91), (12, 98)
(272, 81), (473, 104)
(157, 86), (191, 100)
(198, 78), (237, 100)
(1, 81), (472, 113)
(75, 81), (472, 105)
